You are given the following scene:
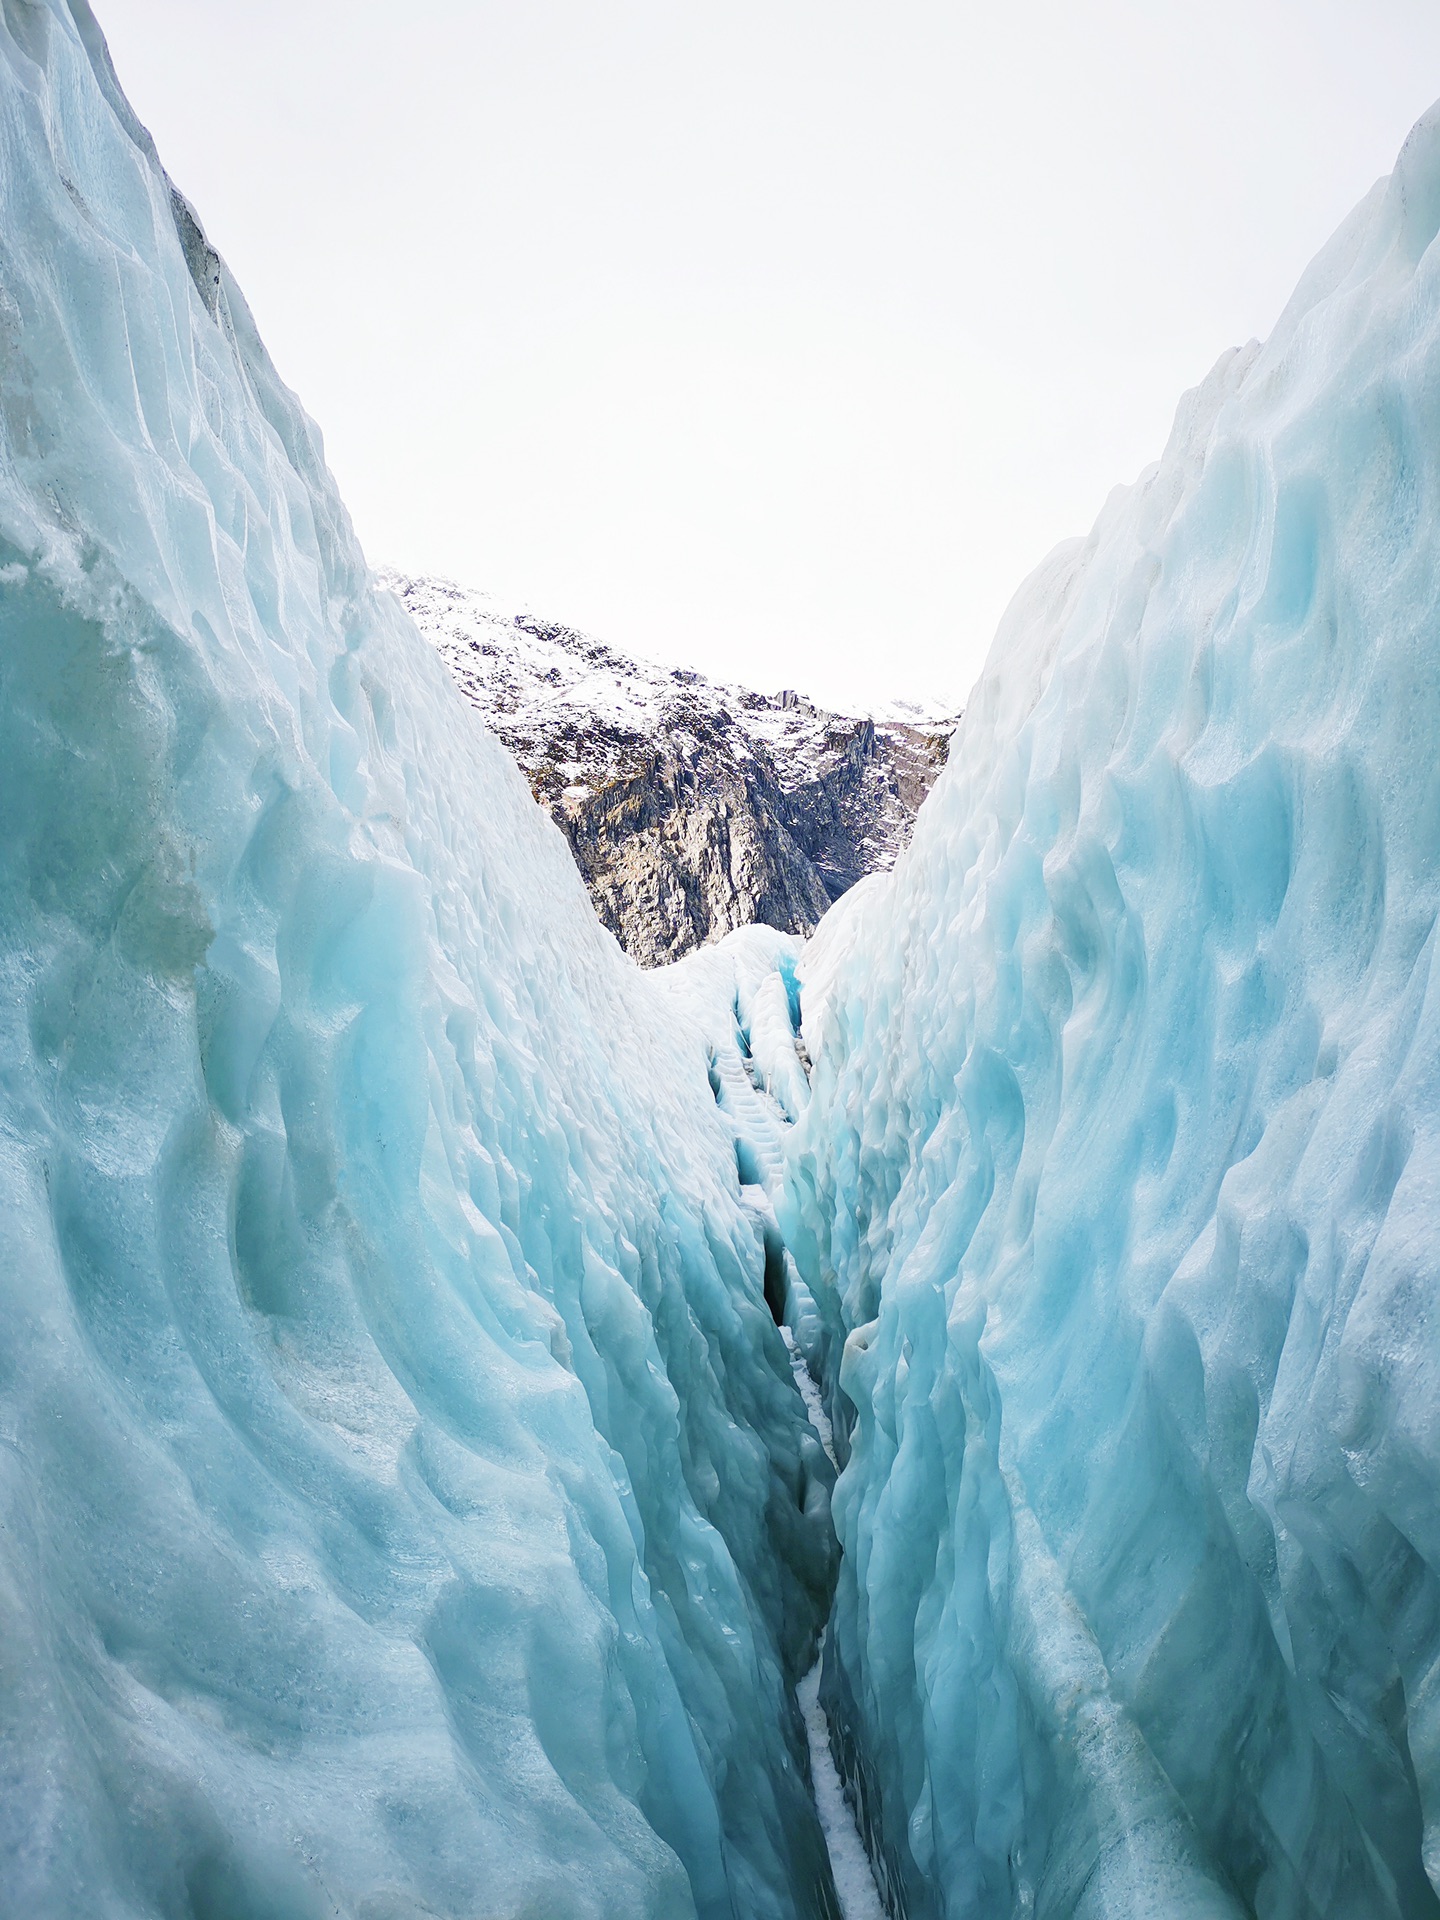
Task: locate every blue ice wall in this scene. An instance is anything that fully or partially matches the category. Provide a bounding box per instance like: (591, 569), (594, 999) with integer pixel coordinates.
(0, 7), (838, 1916)
(784, 110), (1440, 1920)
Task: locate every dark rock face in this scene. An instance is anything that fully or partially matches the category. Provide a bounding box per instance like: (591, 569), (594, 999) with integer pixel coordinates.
(386, 573), (957, 966)
(556, 745), (833, 962)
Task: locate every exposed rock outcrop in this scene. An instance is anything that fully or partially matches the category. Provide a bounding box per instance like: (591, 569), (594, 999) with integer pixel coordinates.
(386, 572), (957, 965)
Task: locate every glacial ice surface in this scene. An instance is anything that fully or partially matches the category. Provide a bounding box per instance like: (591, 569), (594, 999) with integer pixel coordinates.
(782, 106), (1440, 1920)
(13, 0), (1440, 1914)
(0, 7), (840, 1917)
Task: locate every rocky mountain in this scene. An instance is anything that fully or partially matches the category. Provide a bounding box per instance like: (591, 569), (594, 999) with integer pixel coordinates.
(385, 572), (958, 965)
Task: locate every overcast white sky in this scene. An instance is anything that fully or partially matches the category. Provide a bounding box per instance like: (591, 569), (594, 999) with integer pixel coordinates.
(98, 0), (1440, 710)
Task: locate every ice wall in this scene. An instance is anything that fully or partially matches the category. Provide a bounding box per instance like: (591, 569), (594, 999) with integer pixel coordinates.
(0, 6), (839, 1916)
(784, 109), (1440, 1919)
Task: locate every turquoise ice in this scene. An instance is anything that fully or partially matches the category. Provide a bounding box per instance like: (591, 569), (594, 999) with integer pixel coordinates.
(0, 7), (836, 1916)
(7, 2), (1440, 1917)
(782, 105), (1440, 1920)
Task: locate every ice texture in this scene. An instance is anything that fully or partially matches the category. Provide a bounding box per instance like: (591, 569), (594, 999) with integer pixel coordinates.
(797, 1653), (887, 1920)
(784, 1343), (886, 1920)
(0, 7), (841, 1917)
(783, 108), (1440, 1919)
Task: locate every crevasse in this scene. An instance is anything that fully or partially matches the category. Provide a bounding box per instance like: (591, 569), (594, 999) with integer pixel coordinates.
(656, 926), (887, 1920)
(8, 2), (1440, 1918)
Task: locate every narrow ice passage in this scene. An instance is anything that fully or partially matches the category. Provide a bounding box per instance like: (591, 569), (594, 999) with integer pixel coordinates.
(784, 1330), (887, 1920)
(780, 1327), (837, 1474)
(658, 934), (890, 1920)
(797, 1654), (886, 1920)
(0, 17), (842, 1919)
(13, 9), (1440, 1917)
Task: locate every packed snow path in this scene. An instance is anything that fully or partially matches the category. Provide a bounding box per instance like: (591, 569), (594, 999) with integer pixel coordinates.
(784, 1332), (888, 1920)
(798, 1647), (888, 1920)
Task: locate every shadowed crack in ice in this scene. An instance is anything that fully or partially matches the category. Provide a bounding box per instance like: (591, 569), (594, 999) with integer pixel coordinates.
(783, 1327), (885, 1920)
(798, 1649), (887, 1920)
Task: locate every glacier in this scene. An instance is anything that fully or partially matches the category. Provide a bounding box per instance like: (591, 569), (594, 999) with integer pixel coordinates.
(779, 103), (1440, 1920)
(0, 6), (839, 1917)
(7, 0), (1440, 1916)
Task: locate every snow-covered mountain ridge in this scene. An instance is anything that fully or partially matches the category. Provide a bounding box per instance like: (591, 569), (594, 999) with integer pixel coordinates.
(386, 571), (957, 964)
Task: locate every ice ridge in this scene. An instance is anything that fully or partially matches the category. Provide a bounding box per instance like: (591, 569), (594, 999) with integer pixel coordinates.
(779, 101), (1440, 1920)
(0, 7), (841, 1917)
